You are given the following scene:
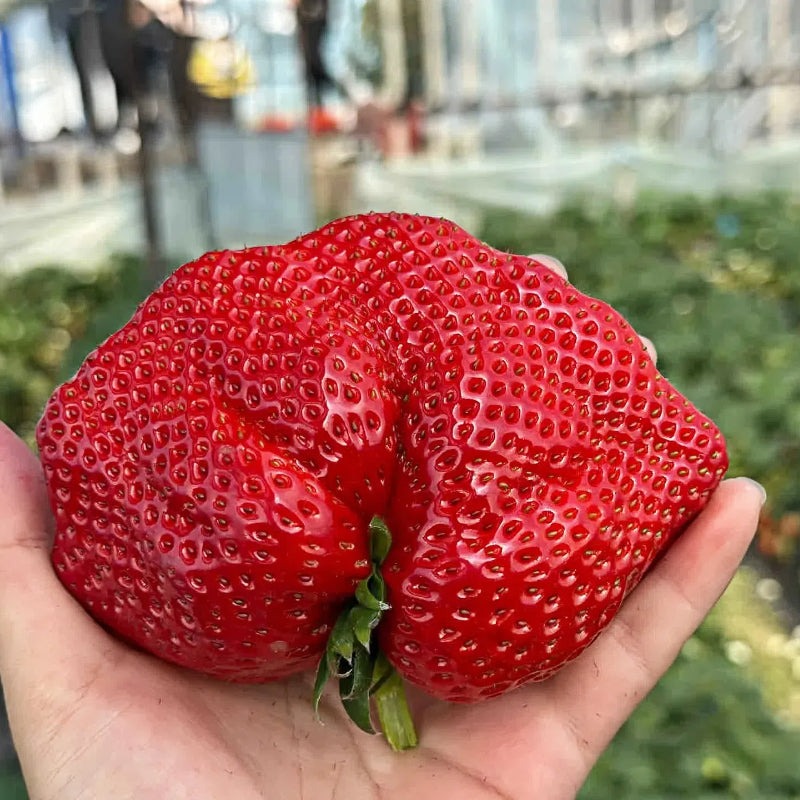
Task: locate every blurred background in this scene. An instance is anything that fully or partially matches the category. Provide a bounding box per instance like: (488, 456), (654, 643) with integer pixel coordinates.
(2, 0), (800, 796)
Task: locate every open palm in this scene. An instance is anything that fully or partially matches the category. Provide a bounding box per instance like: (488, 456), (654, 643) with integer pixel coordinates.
(0, 418), (762, 800)
(0, 253), (764, 800)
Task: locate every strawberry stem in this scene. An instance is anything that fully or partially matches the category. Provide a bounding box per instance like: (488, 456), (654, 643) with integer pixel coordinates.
(371, 651), (418, 751)
(313, 516), (418, 750)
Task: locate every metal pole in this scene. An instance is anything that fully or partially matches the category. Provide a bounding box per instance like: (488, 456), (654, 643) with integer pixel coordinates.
(126, 0), (165, 289)
(135, 97), (165, 288)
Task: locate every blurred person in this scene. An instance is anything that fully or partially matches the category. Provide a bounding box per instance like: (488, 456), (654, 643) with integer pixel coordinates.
(95, 0), (170, 131)
(294, 0), (346, 119)
(47, 0), (106, 138)
(49, 0), (169, 140)
(0, 254), (766, 799)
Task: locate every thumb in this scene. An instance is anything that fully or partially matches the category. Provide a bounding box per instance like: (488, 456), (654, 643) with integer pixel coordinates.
(0, 421), (58, 625)
(0, 423), (115, 698)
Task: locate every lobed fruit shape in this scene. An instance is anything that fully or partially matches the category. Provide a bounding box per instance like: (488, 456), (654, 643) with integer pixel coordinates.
(37, 213), (728, 703)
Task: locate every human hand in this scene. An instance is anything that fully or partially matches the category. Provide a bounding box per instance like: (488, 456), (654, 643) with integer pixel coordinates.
(0, 258), (764, 800)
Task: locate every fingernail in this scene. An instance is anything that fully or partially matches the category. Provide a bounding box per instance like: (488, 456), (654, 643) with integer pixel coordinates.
(529, 254), (568, 280)
(741, 477), (767, 507)
(639, 335), (658, 366)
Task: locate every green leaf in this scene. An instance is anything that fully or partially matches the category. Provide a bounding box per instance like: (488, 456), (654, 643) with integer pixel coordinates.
(332, 656), (353, 679)
(369, 649), (394, 696)
(327, 604), (356, 664)
(355, 573), (390, 611)
(310, 515), (402, 745)
(340, 680), (375, 735)
(349, 605), (381, 650)
(368, 569), (388, 606)
(341, 644), (375, 700)
(312, 653), (330, 720)
(369, 516), (392, 564)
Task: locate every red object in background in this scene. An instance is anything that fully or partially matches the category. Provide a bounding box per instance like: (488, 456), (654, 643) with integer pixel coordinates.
(308, 105), (339, 135)
(258, 114), (296, 133)
(407, 100), (425, 153)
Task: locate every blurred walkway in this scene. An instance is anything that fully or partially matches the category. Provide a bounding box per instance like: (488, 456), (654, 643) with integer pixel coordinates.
(0, 182), (142, 273)
(355, 139), (800, 221)
(0, 126), (314, 272)
(4, 139), (800, 274)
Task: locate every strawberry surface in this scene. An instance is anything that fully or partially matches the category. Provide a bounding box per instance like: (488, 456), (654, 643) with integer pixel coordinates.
(37, 212), (727, 702)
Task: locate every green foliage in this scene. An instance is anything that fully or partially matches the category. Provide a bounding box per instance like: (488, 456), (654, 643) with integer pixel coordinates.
(0, 768), (28, 800)
(0, 256), (145, 445)
(581, 626), (800, 799)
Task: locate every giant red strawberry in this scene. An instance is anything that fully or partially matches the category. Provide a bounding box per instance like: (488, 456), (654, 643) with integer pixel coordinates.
(37, 213), (727, 748)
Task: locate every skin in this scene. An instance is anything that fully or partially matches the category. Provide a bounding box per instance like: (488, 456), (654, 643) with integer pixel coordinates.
(0, 256), (765, 800)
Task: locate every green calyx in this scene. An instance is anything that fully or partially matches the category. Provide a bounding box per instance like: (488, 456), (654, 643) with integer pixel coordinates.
(313, 516), (418, 751)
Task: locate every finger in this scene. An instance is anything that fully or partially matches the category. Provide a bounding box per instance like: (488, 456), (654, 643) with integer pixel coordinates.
(544, 476), (764, 762)
(640, 334), (658, 365)
(0, 422), (55, 595)
(530, 254), (568, 281)
(0, 424), (115, 693)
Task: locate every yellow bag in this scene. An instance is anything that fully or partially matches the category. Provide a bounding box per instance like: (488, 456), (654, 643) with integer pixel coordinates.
(187, 38), (255, 99)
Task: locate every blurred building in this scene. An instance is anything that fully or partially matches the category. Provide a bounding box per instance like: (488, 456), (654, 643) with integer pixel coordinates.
(3, 1), (800, 146)
(407, 0), (800, 155)
(350, 0), (800, 218)
(2, 0), (800, 265)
